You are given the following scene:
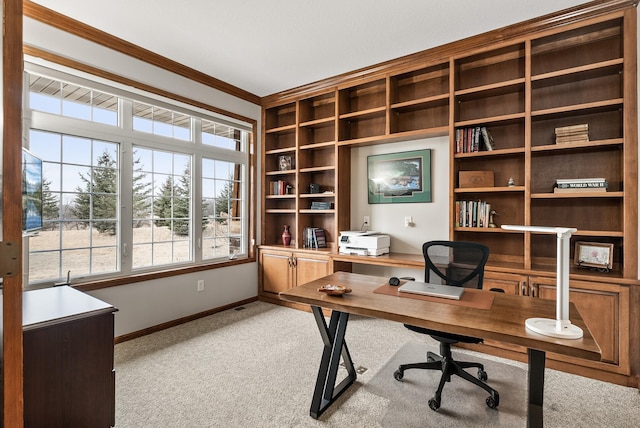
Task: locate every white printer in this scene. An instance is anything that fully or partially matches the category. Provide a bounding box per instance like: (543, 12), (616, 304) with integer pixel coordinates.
(338, 231), (390, 256)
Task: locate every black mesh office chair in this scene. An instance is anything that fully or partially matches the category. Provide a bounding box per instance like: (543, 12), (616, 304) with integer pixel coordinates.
(393, 240), (500, 411)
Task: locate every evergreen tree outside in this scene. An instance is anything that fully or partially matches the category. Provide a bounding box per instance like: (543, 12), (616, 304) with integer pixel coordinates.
(132, 151), (151, 227)
(214, 179), (234, 224)
(173, 165), (192, 236)
(41, 177), (59, 230)
(71, 149), (118, 235)
(153, 176), (174, 228)
(154, 163), (209, 236)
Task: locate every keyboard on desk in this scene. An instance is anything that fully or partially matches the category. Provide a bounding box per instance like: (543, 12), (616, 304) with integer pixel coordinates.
(397, 280), (465, 300)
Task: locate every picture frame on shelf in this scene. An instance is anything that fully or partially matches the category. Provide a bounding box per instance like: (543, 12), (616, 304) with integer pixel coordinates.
(574, 241), (613, 271)
(279, 155), (292, 171)
(367, 149), (432, 204)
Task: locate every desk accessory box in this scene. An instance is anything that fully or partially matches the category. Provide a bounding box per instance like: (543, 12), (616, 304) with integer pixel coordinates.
(459, 171), (494, 188)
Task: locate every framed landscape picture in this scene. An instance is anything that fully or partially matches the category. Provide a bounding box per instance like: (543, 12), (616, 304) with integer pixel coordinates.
(367, 149), (432, 204)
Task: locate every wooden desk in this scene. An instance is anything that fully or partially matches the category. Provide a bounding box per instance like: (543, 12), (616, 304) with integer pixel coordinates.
(279, 271), (601, 427)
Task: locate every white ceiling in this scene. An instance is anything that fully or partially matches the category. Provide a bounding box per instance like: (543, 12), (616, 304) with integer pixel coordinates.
(31, 0), (589, 98)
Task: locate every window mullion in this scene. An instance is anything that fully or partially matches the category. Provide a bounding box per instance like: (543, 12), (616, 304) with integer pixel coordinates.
(120, 139), (134, 275)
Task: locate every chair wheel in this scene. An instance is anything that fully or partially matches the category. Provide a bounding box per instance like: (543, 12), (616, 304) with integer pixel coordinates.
(477, 369), (488, 381)
(486, 394), (499, 409)
(428, 397), (440, 411)
(393, 370), (404, 381)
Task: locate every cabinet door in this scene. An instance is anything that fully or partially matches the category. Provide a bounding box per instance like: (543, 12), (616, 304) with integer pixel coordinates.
(533, 276), (628, 368)
(294, 253), (331, 287)
(483, 271), (527, 295)
(260, 250), (293, 294)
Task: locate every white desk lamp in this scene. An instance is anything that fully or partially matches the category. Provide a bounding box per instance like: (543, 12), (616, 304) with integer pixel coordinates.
(501, 225), (583, 339)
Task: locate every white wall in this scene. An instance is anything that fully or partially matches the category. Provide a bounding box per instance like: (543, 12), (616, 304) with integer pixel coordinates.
(349, 136), (450, 280)
(23, 18), (262, 337)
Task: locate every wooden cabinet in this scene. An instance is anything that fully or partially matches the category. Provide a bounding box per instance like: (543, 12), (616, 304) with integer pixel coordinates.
(533, 276), (629, 371)
(481, 271), (630, 378)
(259, 248), (331, 299)
(17, 286), (117, 427)
(483, 271), (527, 295)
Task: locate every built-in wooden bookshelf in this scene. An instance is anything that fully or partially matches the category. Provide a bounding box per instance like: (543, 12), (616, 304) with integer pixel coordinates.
(261, 1), (639, 387)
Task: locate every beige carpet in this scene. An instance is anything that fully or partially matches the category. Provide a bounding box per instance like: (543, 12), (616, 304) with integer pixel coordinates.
(114, 301), (640, 427)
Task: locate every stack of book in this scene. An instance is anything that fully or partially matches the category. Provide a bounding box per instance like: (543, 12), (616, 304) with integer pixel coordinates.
(455, 126), (495, 153)
(455, 200), (491, 228)
(554, 178), (608, 193)
(310, 201), (333, 210)
(269, 180), (290, 195)
(555, 124), (589, 144)
(303, 227), (327, 248)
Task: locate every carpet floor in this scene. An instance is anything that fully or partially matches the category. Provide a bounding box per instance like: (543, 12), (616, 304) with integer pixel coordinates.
(114, 301), (640, 427)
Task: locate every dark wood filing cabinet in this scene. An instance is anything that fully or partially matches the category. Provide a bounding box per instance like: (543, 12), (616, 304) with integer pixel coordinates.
(19, 286), (117, 427)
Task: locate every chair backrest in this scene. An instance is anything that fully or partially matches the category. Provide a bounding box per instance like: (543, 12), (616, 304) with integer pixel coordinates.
(422, 241), (490, 289)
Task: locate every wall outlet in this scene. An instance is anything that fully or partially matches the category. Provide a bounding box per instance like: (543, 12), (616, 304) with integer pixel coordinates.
(363, 216), (370, 226)
(197, 280), (204, 292)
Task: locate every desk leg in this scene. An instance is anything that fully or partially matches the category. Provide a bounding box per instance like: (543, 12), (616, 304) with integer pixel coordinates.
(528, 348), (545, 428)
(309, 306), (357, 419)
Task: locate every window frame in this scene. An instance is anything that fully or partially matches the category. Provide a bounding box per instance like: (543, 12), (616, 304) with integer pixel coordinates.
(23, 62), (257, 291)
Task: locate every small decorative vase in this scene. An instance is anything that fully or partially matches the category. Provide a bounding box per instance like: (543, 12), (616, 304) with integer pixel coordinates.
(282, 225), (291, 246)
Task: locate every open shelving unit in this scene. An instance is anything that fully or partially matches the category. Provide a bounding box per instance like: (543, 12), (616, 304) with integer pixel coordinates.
(261, 2), (639, 387)
(449, 15), (636, 280)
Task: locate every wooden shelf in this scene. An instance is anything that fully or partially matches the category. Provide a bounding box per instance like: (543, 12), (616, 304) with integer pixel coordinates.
(455, 186), (525, 193)
(265, 194), (296, 199)
(299, 192), (335, 198)
(531, 191), (623, 198)
(531, 58), (624, 82)
(265, 169), (296, 176)
(299, 166), (334, 173)
(454, 78), (525, 98)
(454, 147), (525, 158)
(455, 112), (525, 128)
(265, 146), (296, 155)
(390, 93), (448, 110)
(300, 141), (335, 150)
(531, 98), (623, 118)
(532, 138), (623, 152)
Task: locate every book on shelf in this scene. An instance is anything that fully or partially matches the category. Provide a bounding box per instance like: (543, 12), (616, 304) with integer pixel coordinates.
(480, 126), (495, 151)
(303, 227), (327, 249)
(310, 201), (333, 210)
(555, 134), (589, 144)
(455, 126), (494, 153)
(554, 186), (607, 193)
(269, 180), (291, 195)
(554, 124), (589, 144)
(554, 178), (608, 192)
(556, 177), (606, 185)
(555, 124), (588, 135)
(455, 200), (491, 228)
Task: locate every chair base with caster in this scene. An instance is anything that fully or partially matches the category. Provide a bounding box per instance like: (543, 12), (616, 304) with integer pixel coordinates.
(394, 343), (500, 411)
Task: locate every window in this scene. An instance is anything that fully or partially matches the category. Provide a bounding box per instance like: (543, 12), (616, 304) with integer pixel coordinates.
(201, 158), (244, 260)
(133, 101), (191, 141)
(132, 148), (192, 268)
(28, 130), (120, 282)
(24, 66), (253, 286)
(29, 74), (118, 125)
